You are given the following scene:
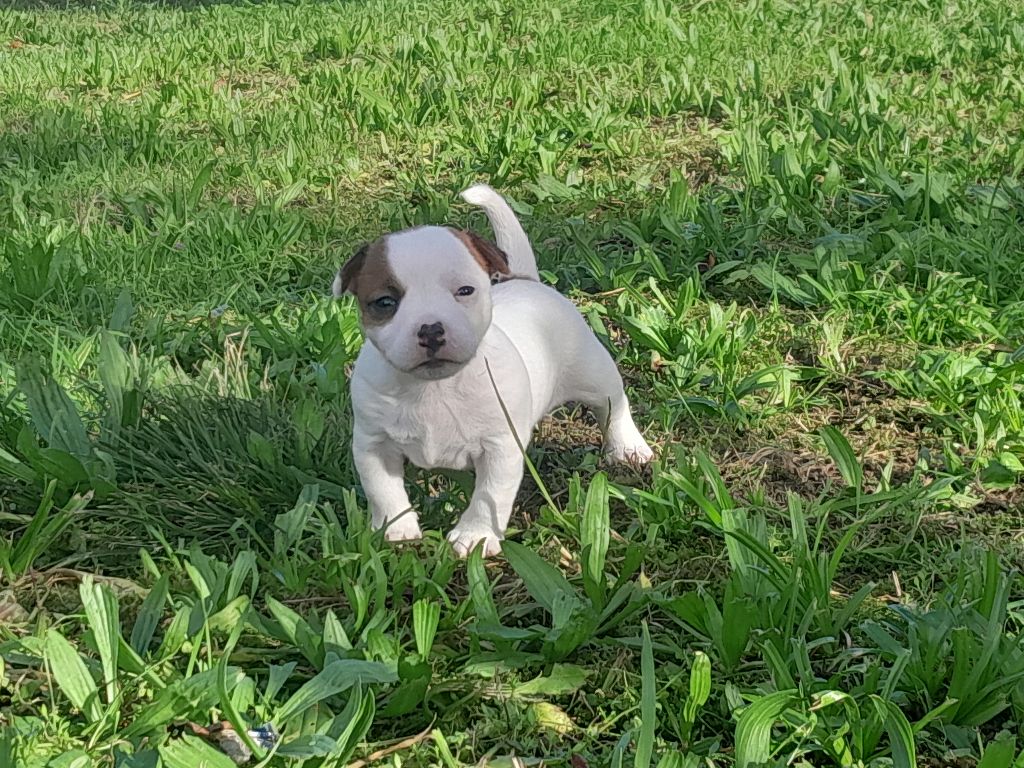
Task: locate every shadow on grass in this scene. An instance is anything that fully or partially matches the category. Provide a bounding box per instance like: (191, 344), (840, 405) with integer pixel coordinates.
(76, 389), (357, 555)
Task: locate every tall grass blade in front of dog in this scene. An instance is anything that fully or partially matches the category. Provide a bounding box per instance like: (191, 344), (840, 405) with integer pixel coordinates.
(467, 548), (501, 627)
(484, 359), (560, 513)
(503, 540), (574, 614)
(635, 620), (657, 768)
(581, 472), (610, 607)
(413, 599), (441, 657)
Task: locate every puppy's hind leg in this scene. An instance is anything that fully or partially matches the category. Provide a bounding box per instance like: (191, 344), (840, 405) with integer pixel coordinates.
(563, 334), (654, 466)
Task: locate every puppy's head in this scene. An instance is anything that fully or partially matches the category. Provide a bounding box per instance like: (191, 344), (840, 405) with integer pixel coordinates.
(334, 226), (510, 380)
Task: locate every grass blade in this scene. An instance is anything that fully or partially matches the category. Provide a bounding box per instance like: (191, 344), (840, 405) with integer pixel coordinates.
(819, 426), (863, 491)
(635, 621), (656, 768)
(79, 576), (120, 712)
(468, 547), (501, 627)
(581, 472), (610, 608)
(870, 695), (916, 768)
(130, 574), (169, 656)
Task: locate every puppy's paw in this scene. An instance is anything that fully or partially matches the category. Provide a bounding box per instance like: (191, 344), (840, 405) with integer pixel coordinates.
(380, 515), (423, 543)
(447, 524), (503, 559)
(605, 437), (655, 466)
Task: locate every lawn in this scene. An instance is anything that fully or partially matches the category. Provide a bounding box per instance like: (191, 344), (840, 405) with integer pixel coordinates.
(1, 0), (1023, 764)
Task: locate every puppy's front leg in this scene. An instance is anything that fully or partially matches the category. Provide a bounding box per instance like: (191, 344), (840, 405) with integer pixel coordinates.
(448, 444), (524, 558)
(353, 434), (422, 543)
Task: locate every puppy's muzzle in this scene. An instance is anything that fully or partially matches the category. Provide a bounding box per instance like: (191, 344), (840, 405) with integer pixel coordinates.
(417, 322), (446, 355)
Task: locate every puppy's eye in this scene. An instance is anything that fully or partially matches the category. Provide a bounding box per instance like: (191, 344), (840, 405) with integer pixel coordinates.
(455, 286), (475, 297)
(370, 296), (398, 311)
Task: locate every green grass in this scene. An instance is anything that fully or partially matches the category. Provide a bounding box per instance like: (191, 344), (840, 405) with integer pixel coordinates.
(1, 0), (1024, 764)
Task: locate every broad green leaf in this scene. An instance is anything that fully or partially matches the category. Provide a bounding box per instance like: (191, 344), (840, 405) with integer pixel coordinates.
(187, 160), (216, 210)
(266, 596), (306, 644)
(44, 630), (101, 723)
(413, 599), (440, 657)
(217, 620), (263, 761)
(156, 606), (190, 659)
(275, 735), (339, 759)
(274, 659), (396, 726)
(225, 550), (259, 603)
(17, 357), (91, 457)
(44, 749), (92, 768)
(516, 664), (589, 696)
(324, 683), (376, 763)
(680, 651), (711, 739)
(978, 732), (1017, 768)
(263, 662), (298, 706)
(98, 330), (130, 435)
(9, 481), (75, 574)
(503, 540), (574, 613)
(159, 735), (237, 768)
(80, 577), (120, 709)
(323, 610), (352, 656)
(207, 596), (250, 633)
(734, 690), (799, 768)
(656, 752), (698, 768)
(107, 289), (134, 333)
(124, 667), (244, 737)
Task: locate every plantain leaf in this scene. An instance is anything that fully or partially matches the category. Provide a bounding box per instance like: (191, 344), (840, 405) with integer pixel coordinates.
(44, 630), (101, 723)
(734, 690), (799, 768)
(503, 540), (574, 614)
(274, 659), (396, 726)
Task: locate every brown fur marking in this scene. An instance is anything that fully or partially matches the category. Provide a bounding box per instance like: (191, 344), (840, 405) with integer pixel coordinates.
(454, 229), (511, 278)
(337, 238), (404, 326)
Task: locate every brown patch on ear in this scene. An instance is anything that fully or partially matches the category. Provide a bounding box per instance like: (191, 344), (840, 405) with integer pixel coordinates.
(334, 242), (369, 297)
(455, 230), (511, 277)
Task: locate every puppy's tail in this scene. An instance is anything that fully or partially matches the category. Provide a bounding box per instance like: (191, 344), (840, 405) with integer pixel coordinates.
(460, 184), (540, 282)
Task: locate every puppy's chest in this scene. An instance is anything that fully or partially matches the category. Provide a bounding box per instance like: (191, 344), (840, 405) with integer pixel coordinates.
(381, 395), (487, 470)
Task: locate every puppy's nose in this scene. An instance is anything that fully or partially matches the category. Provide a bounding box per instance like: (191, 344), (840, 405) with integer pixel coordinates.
(417, 322), (446, 354)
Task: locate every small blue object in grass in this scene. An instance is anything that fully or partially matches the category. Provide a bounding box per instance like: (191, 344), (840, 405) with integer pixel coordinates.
(248, 723), (278, 750)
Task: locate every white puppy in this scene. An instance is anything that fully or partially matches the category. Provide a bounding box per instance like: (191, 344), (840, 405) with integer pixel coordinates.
(334, 185), (653, 557)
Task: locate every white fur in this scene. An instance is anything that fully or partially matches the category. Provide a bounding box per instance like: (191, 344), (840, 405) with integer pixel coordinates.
(361, 228), (493, 378)
(459, 185), (540, 281)
(347, 186), (653, 557)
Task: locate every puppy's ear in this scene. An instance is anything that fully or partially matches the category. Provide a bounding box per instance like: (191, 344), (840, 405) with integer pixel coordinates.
(333, 243), (369, 297)
(458, 230), (511, 277)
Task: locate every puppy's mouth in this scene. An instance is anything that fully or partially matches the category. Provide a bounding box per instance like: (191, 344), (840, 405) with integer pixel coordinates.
(408, 356), (467, 379)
